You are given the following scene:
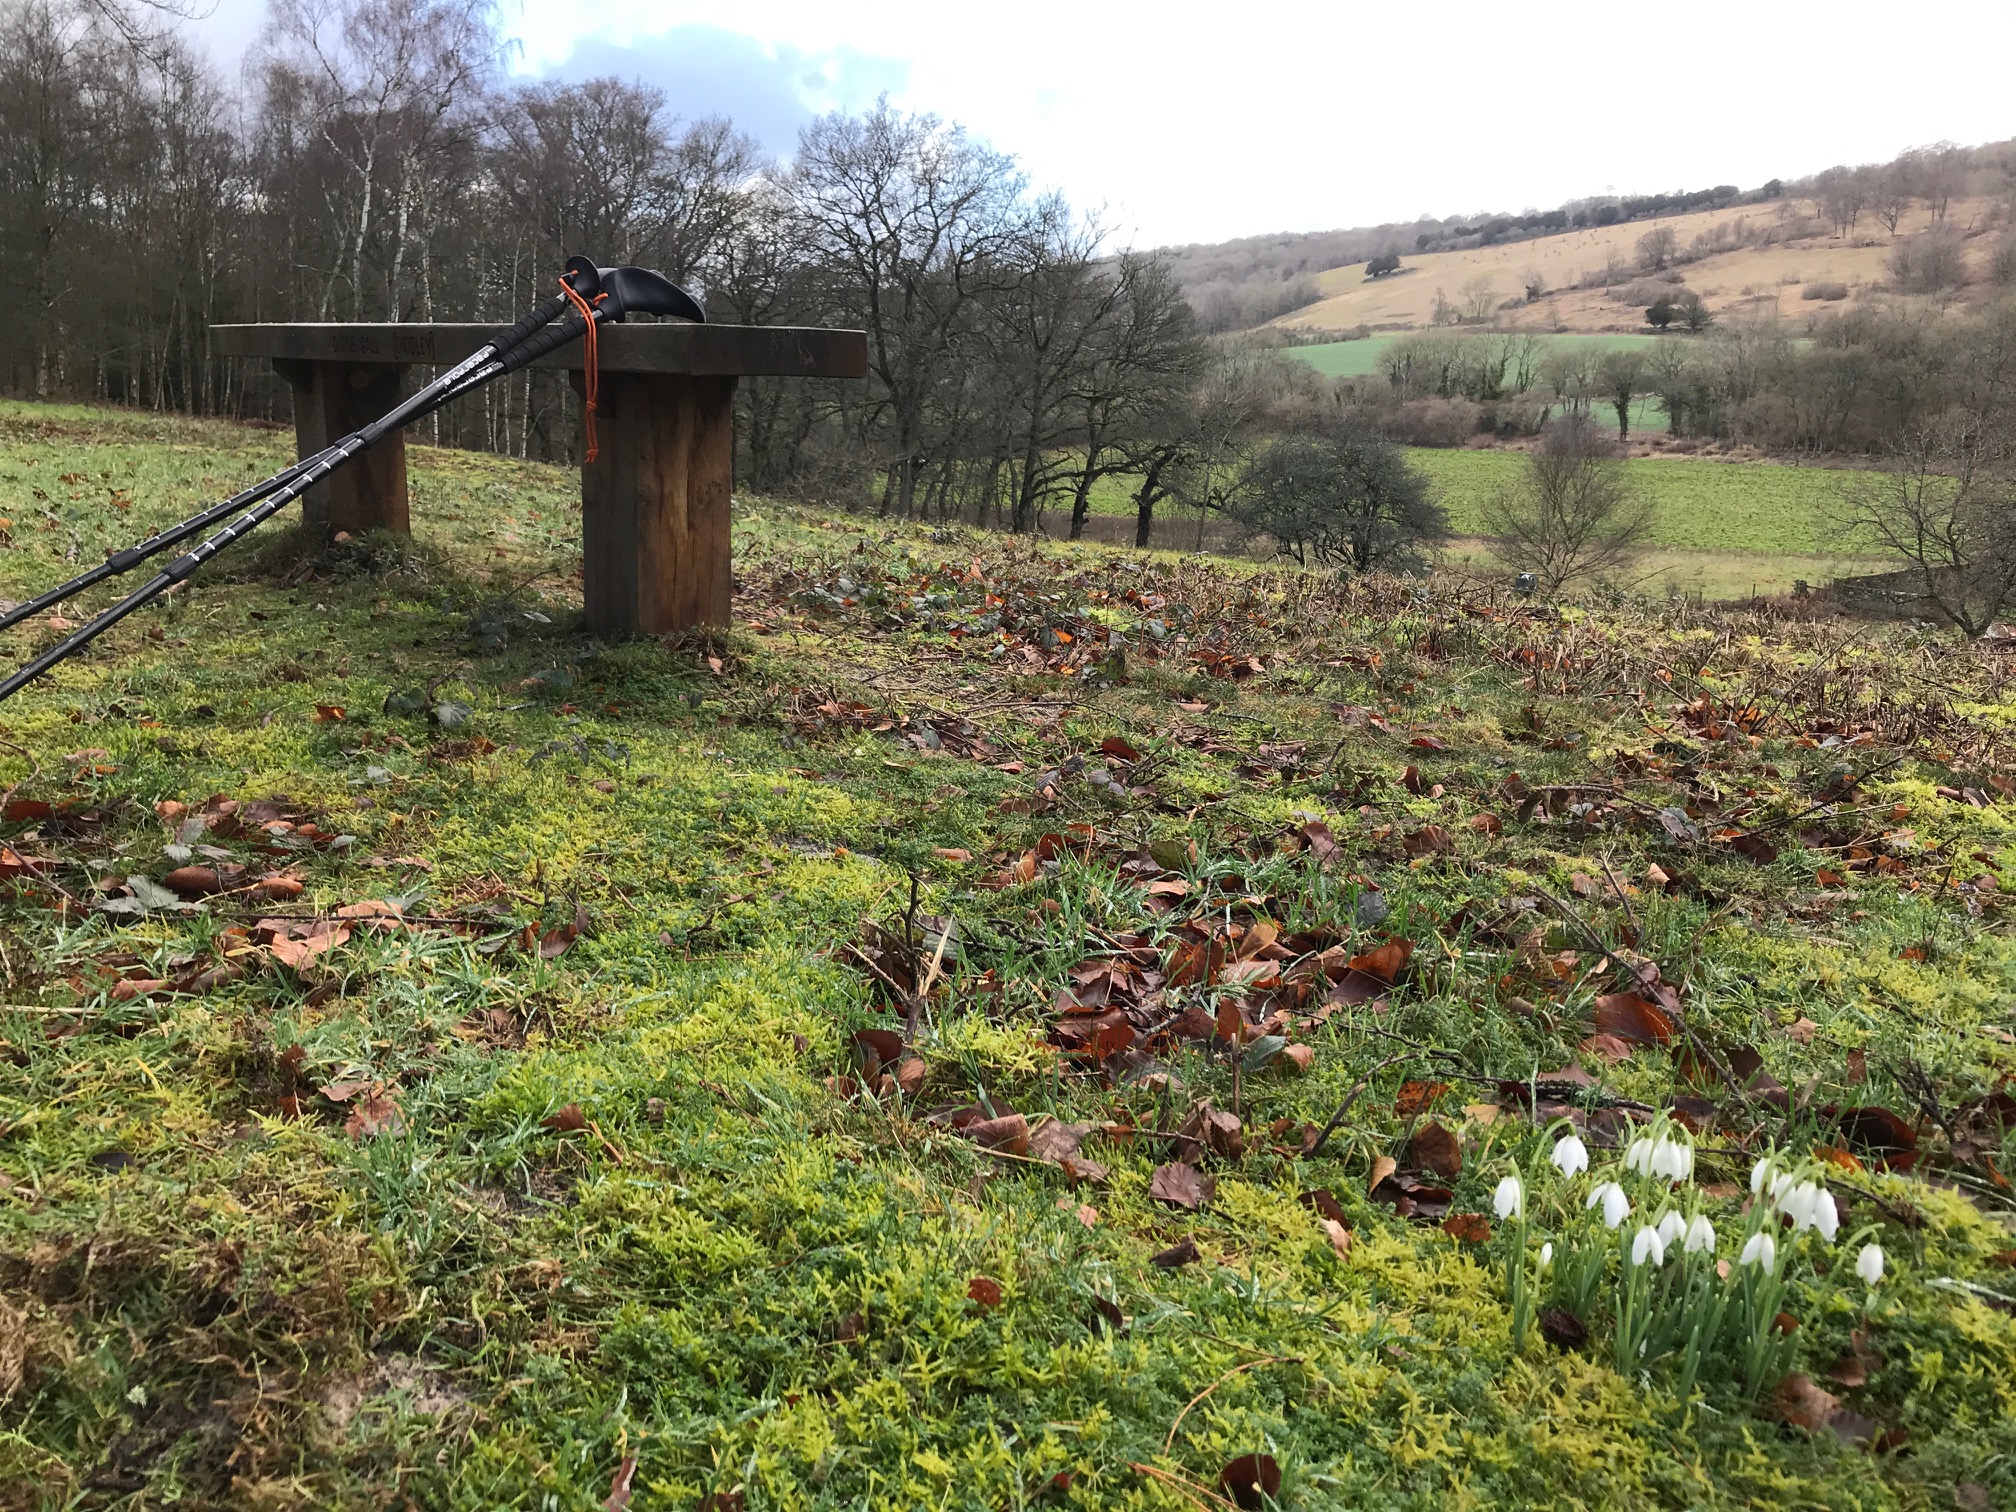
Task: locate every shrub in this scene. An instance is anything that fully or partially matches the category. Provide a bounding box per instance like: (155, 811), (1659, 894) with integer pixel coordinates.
(1226, 424), (1445, 571)
(1888, 229), (1967, 294)
(1990, 236), (2016, 288)
(1383, 396), (1481, 448)
(1802, 281), (1850, 301)
(1616, 279), (1676, 307)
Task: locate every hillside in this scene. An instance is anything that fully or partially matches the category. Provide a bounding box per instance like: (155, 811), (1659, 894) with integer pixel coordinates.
(1272, 196), (2006, 335)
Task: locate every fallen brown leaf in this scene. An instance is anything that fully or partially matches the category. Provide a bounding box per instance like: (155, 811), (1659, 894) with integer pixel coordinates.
(1149, 1161), (1213, 1211)
(1773, 1372), (1840, 1433)
(1149, 1237), (1200, 1270)
(1406, 1118), (1463, 1179)
(603, 1455), (637, 1511)
(1218, 1452), (1282, 1511)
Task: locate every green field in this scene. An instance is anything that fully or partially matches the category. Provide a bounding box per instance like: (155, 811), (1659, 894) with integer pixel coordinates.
(1409, 449), (1855, 553)
(1284, 332), (1668, 381)
(1084, 447), (1866, 557)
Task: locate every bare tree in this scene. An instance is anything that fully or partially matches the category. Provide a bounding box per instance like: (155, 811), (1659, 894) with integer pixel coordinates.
(1595, 349), (1647, 440)
(1814, 167), (1866, 238)
(1635, 226), (1677, 271)
(256, 0), (498, 320)
(1838, 416), (2016, 635)
(1479, 418), (1652, 593)
(786, 101), (1024, 518)
(1459, 274), (1496, 323)
(1063, 252), (1202, 539)
(1871, 162), (1914, 236)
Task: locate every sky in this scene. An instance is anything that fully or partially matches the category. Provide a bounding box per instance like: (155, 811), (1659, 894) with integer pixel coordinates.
(187, 0), (2016, 250)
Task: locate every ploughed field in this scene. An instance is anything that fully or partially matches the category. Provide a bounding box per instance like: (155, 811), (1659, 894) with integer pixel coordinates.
(1, 402), (2014, 1510)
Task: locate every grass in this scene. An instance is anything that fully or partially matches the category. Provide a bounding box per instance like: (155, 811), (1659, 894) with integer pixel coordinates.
(2, 400), (2015, 1509)
(1406, 449), (1862, 555)
(1282, 334), (1665, 381)
(1070, 440), (1888, 594)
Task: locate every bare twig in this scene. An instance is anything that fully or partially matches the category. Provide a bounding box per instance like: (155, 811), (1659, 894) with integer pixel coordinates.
(1307, 1051), (1421, 1159)
(1163, 1356), (1302, 1454)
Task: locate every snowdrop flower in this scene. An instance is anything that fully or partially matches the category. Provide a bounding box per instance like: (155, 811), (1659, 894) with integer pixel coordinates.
(1587, 1181), (1631, 1229)
(1739, 1231), (1778, 1270)
(1549, 1134), (1589, 1180)
(1628, 1133), (1694, 1183)
(1631, 1224), (1667, 1267)
(1811, 1189), (1839, 1243)
(1494, 1175), (1525, 1221)
(1651, 1137), (1695, 1183)
(1778, 1180), (1838, 1241)
(1684, 1214), (1717, 1255)
(1538, 1242), (1554, 1269)
(1750, 1156), (1774, 1195)
(1657, 1210), (1686, 1250)
(1856, 1243), (1884, 1287)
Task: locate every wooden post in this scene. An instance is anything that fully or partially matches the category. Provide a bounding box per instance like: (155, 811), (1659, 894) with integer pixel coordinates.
(578, 371), (737, 636)
(272, 358), (409, 539)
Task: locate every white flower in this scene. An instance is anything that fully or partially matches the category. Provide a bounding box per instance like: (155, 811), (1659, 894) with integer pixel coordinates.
(1739, 1230), (1778, 1270)
(1856, 1243), (1884, 1287)
(1629, 1133), (1693, 1183)
(1811, 1190), (1839, 1244)
(1549, 1135), (1590, 1180)
(1494, 1174), (1525, 1221)
(1631, 1224), (1667, 1267)
(1657, 1209), (1686, 1250)
(1651, 1137), (1695, 1183)
(1778, 1180), (1837, 1240)
(1750, 1156), (1774, 1195)
(1587, 1181), (1630, 1229)
(1538, 1242), (1554, 1268)
(1684, 1214), (1716, 1255)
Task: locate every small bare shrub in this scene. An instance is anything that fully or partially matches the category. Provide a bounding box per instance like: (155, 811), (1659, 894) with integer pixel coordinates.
(1889, 229), (1967, 294)
(1802, 281), (1850, 301)
(1384, 396), (1481, 448)
(1990, 236), (2016, 288)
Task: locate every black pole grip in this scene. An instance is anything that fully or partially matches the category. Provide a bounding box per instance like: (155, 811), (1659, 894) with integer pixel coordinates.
(484, 292), (573, 363)
(495, 313), (591, 375)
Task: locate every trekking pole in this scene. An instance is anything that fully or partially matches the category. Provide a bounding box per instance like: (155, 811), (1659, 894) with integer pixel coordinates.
(0, 261), (704, 704)
(0, 260), (602, 637)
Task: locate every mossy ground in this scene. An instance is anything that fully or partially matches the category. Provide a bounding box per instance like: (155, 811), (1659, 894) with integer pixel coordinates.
(1, 400), (2013, 1510)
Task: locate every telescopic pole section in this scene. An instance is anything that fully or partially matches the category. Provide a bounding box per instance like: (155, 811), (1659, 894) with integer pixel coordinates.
(0, 286), (582, 638)
(0, 301), (613, 705)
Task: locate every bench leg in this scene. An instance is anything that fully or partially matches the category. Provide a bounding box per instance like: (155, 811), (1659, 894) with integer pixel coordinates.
(273, 358), (410, 540)
(579, 371), (736, 636)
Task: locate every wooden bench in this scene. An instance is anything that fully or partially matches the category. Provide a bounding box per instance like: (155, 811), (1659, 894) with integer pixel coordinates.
(211, 321), (867, 635)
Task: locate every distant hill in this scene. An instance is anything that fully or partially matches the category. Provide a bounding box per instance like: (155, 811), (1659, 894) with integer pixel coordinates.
(1157, 138), (2014, 333)
(1272, 195), (2006, 336)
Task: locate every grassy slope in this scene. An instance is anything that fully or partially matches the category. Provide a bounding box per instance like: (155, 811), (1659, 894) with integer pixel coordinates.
(1269, 198), (1993, 336)
(2, 403), (2015, 1510)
